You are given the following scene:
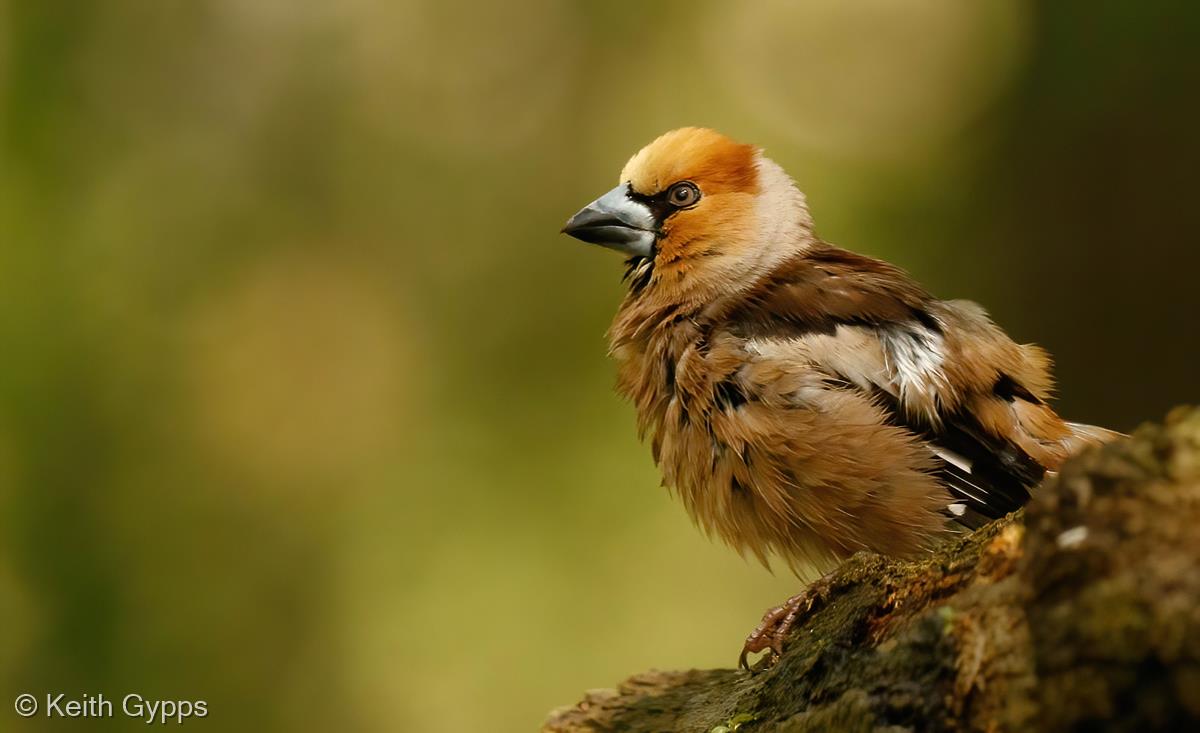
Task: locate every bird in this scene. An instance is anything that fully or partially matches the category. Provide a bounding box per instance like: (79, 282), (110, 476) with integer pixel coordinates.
(560, 127), (1121, 670)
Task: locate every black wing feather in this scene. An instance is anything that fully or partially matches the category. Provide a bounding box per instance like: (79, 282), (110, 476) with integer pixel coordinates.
(871, 389), (1045, 525)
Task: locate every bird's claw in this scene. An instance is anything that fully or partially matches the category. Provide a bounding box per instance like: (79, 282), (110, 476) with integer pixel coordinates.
(737, 597), (800, 673)
(738, 577), (834, 673)
(737, 633), (783, 673)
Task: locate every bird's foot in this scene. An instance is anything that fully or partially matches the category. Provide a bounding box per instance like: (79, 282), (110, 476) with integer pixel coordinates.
(738, 576), (834, 673)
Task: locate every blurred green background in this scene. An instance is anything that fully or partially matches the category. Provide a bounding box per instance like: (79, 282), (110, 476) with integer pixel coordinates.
(1, 1), (1197, 731)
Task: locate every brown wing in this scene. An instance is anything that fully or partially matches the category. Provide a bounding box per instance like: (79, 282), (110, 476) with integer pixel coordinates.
(718, 244), (938, 339)
(709, 244), (1096, 525)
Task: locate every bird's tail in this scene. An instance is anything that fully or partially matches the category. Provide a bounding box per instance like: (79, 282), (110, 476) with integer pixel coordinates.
(1064, 421), (1125, 452)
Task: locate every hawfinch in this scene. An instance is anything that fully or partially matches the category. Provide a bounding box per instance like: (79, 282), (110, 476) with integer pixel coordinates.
(561, 127), (1120, 669)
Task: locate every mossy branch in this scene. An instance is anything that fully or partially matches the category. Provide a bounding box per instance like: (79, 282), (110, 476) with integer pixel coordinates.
(544, 408), (1200, 733)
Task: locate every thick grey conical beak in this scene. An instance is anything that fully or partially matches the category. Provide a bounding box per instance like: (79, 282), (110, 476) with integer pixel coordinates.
(561, 183), (656, 258)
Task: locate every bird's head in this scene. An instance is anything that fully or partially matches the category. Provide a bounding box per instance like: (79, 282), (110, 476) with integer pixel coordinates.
(562, 127), (813, 300)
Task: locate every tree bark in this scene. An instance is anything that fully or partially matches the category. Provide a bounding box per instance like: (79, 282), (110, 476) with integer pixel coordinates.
(543, 408), (1200, 732)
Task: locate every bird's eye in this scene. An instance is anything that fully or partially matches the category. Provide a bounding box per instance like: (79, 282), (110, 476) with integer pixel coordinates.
(666, 181), (700, 208)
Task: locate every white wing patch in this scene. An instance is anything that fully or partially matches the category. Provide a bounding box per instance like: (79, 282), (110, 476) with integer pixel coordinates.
(878, 324), (950, 411)
(935, 446), (973, 473)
